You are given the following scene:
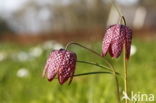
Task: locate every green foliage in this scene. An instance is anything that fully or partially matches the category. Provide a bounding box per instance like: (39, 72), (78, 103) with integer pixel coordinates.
(0, 39), (155, 103)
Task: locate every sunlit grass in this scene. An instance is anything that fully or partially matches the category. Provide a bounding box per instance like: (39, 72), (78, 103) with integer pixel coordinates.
(0, 39), (156, 103)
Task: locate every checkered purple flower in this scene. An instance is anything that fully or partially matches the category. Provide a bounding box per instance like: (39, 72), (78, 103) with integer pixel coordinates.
(43, 49), (77, 85)
(102, 24), (132, 59)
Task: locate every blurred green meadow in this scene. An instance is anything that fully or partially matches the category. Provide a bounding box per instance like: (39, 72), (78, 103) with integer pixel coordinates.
(0, 39), (156, 103)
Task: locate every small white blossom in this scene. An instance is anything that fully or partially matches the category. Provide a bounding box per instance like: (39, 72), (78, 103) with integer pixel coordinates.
(0, 52), (7, 61)
(29, 47), (43, 57)
(17, 51), (30, 61)
(42, 40), (64, 50)
(53, 43), (64, 50)
(42, 41), (55, 50)
(130, 45), (137, 56)
(17, 68), (29, 78)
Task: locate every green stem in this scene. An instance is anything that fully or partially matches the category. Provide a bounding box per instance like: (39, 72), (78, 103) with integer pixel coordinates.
(120, 16), (127, 26)
(65, 42), (121, 103)
(77, 60), (112, 72)
(65, 42), (113, 68)
(65, 42), (102, 57)
(123, 44), (128, 103)
(77, 60), (120, 102)
(112, 0), (127, 26)
(121, 16), (126, 26)
(73, 71), (112, 77)
(54, 71), (112, 79)
(111, 66), (121, 103)
(77, 60), (120, 75)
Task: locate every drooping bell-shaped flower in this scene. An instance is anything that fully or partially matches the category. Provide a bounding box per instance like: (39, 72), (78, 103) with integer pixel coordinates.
(43, 49), (77, 85)
(102, 24), (132, 59)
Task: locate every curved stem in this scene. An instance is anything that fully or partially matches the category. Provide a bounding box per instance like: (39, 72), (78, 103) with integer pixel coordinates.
(73, 71), (112, 77)
(77, 60), (120, 75)
(78, 59), (121, 103)
(65, 42), (120, 102)
(123, 44), (128, 103)
(65, 42), (101, 57)
(111, 0), (126, 26)
(120, 16), (127, 26)
(54, 71), (113, 79)
(77, 60), (111, 71)
(65, 42), (113, 68)
(122, 16), (126, 26)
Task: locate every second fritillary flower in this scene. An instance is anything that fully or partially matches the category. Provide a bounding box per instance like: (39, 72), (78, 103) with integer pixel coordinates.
(102, 24), (132, 59)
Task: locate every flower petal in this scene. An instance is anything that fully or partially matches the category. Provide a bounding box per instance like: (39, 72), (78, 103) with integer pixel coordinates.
(46, 52), (60, 81)
(110, 25), (124, 58)
(102, 25), (115, 56)
(125, 27), (132, 59)
(44, 50), (63, 81)
(102, 24), (132, 59)
(58, 52), (77, 84)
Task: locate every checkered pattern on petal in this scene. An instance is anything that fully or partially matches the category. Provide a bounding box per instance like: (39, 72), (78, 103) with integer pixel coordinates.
(58, 51), (77, 84)
(110, 24), (125, 58)
(43, 50), (64, 81)
(124, 26), (132, 59)
(102, 25), (115, 56)
(102, 24), (132, 59)
(43, 49), (77, 84)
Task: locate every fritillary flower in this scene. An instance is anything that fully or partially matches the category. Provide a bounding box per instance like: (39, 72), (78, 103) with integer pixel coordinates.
(43, 49), (77, 85)
(102, 24), (132, 59)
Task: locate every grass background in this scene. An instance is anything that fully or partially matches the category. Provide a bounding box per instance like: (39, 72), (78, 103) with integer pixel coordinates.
(0, 39), (156, 103)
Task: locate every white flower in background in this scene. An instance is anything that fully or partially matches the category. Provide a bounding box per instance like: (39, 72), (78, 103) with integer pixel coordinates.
(17, 51), (30, 61)
(0, 52), (7, 61)
(42, 41), (55, 49)
(42, 40), (63, 50)
(53, 43), (64, 50)
(130, 45), (137, 56)
(29, 47), (43, 57)
(9, 41), (63, 62)
(17, 68), (29, 78)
